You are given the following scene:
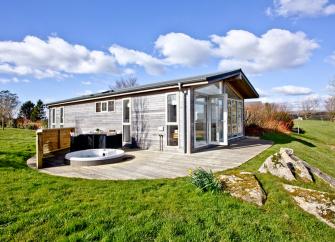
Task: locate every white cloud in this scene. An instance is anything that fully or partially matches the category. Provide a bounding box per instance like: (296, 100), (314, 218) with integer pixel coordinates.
(109, 45), (165, 75)
(81, 81), (92, 85)
(213, 29), (318, 74)
(268, 0), (335, 17)
(0, 77), (30, 84)
(155, 32), (213, 66)
(255, 88), (269, 97)
(327, 52), (335, 65)
(272, 85), (313, 95)
(0, 36), (120, 79)
(0, 30), (318, 79)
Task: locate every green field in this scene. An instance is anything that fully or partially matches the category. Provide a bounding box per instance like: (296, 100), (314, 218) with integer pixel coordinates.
(0, 120), (334, 241)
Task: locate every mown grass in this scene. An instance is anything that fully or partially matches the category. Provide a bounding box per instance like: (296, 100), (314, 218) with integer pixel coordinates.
(0, 121), (334, 241)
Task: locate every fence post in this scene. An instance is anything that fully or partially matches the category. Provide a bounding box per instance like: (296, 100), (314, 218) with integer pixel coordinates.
(36, 130), (43, 169)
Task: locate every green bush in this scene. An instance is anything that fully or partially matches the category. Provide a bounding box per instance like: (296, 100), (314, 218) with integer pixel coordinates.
(190, 168), (222, 193)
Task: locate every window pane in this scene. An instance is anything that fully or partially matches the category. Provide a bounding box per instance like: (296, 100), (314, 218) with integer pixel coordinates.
(123, 125), (131, 142)
(102, 102), (107, 112)
(108, 101), (114, 112)
(123, 99), (130, 123)
(167, 125), (178, 146)
(195, 102), (207, 143)
(167, 94), (177, 123)
(52, 109), (55, 123)
(96, 102), (101, 112)
(60, 108), (64, 124)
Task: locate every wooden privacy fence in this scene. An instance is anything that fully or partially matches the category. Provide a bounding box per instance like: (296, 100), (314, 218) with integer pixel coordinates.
(36, 127), (75, 168)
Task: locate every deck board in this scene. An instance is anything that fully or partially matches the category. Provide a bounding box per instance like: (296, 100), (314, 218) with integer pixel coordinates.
(32, 138), (272, 180)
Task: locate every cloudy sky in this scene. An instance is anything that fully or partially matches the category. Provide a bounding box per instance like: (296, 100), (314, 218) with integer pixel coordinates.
(0, 0), (334, 109)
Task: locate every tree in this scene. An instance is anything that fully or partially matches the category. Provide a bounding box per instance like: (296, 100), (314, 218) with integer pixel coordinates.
(33, 99), (46, 121)
(301, 98), (320, 120)
(325, 97), (335, 121)
(326, 78), (335, 121)
(19, 101), (35, 120)
(0, 90), (19, 130)
(109, 76), (138, 90)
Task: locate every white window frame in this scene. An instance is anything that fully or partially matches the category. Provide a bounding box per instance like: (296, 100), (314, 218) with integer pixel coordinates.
(108, 100), (115, 112)
(122, 98), (131, 144)
(59, 106), (65, 125)
(51, 108), (56, 125)
(166, 92), (179, 147)
(101, 101), (108, 112)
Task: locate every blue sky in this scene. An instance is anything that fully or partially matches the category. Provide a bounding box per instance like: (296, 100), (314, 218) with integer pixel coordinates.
(0, 0), (334, 109)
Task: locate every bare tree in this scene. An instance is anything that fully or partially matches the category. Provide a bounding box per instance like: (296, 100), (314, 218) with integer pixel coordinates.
(301, 98), (320, 120)
(0, 90), (19, 130)
(109, 76), (138, 90)
(325, 97), (335, 121)
(325, 78), (335, 121)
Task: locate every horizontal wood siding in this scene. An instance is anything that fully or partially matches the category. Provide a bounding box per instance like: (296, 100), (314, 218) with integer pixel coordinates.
(51, 100), (122, 134)
(49, 91), (185, 152)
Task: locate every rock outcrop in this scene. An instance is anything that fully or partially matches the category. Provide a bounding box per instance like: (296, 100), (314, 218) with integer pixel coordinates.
(259, 148), (313, 182)
(219, 172), (266, 206)
(283, 184), (335, 228)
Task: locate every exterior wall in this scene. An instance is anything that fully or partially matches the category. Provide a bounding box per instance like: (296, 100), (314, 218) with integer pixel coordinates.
(50, 100), (122, 133)
(49, 90), (185, 152)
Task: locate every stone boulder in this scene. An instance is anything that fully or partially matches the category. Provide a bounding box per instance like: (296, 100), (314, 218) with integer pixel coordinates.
(258, 152), (296, 181)
(259, 148), (313, 182)
(283, 184), (335, 228)
(219, 172), (266, 206)
(280, 148), (313, 182)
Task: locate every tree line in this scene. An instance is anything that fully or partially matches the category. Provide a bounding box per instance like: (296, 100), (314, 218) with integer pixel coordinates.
(0, 90), (46, 130)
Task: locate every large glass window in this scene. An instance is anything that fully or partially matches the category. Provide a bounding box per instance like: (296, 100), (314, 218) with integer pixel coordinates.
(122, 99), (131, 143)
(166, 93), (178, 146)
(123, 99), (130, 123)
(228, 99), (243, 138)
(167, 94), (177, 123)
(194, 96), (207, 146)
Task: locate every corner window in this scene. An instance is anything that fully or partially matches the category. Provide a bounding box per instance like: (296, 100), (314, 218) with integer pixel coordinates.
(166, 93), (178, 146)
(60, 107), (64, 124)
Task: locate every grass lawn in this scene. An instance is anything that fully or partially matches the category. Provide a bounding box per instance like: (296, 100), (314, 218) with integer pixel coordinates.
(0, 120), (334, 241)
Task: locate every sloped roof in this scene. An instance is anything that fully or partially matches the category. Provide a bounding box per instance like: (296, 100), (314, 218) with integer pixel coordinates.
(47, 69), (258, 107)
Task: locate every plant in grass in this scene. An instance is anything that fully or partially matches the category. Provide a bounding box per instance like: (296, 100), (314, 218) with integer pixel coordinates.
(190, 168), (222, 193)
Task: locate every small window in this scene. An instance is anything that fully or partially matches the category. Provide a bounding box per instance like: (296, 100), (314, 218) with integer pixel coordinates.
(60, 107), (64, 124)
(108, 100), (115, 112)
(52, 108), (56, 124)
(101, 102), (107, 112)
(167, 94), (177, 123)
(123, 99), (130, 123)
(96, 102), (101, 112)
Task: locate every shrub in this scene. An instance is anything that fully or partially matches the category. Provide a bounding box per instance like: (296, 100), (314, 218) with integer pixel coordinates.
(190, 168), (222, 193)
(245, 102), (293, 135)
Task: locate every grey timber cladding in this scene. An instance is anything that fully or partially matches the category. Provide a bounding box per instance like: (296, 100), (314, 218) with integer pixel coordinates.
(50, 91), (184, 151)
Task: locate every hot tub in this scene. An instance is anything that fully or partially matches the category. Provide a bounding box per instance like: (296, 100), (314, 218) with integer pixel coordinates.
(65, 149), (125, 166)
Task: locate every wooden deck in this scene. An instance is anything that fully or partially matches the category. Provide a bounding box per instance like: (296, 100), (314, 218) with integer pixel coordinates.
(28, 138), (272, 180)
